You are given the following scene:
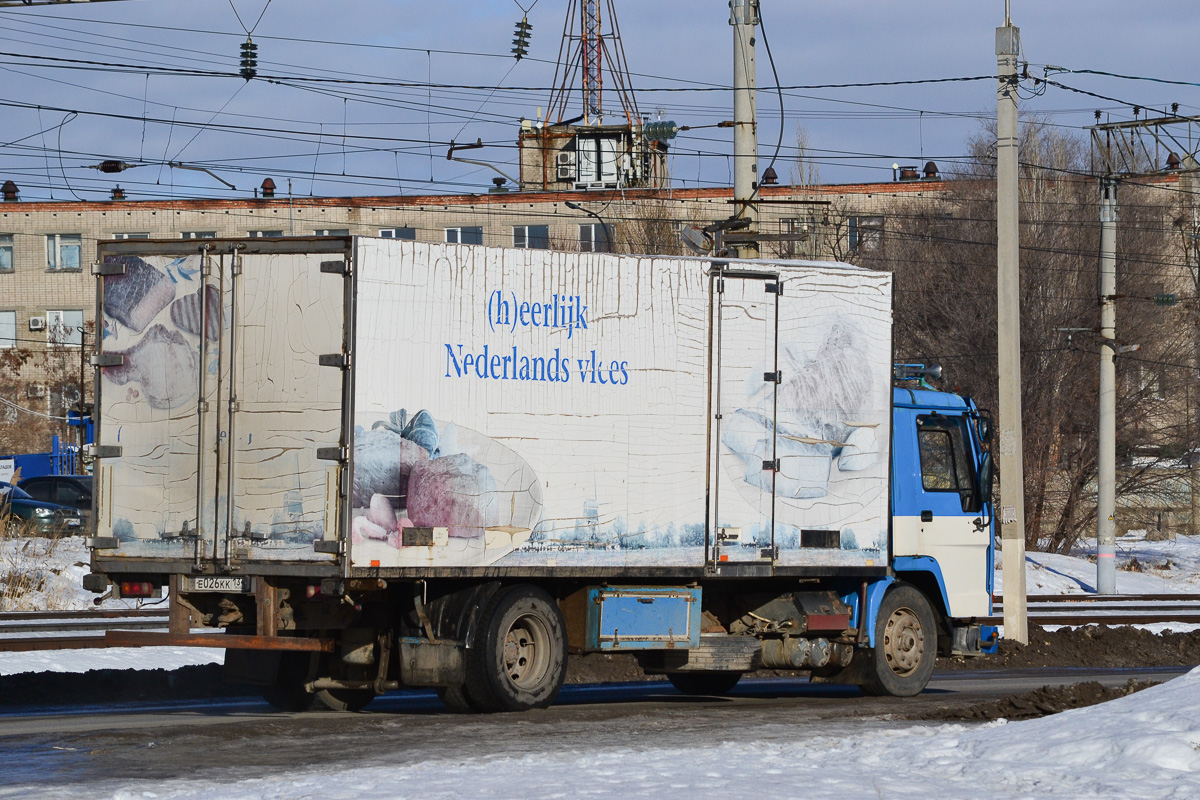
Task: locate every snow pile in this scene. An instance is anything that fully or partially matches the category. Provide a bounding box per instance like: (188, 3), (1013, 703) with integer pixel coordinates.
(0, 535), (144, 612)
(80, 667), (1200, 800)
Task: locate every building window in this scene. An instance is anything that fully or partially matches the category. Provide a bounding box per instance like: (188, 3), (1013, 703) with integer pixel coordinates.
(779, 216), (822, 259)
(46, 310), (83, 347)
(579, 223), (612, 253)
(513, 225), (549, 249)
(314, 229), (350, 237)
(848, 215), (883, 253)
(445, 227), (483, 245)
(112, 232), (150, 240)
(248, 230), (285, 238)
(0, 234), (12, 272)
(46, 234), (82, 271)
(181, 231), (217, 239)
(0, 311), (14, 348)
(380, 227), (415, 240)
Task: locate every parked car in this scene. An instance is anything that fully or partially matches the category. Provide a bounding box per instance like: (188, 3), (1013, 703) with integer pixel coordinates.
(0, 483), (83, 535)
(18, 475), (92, 516)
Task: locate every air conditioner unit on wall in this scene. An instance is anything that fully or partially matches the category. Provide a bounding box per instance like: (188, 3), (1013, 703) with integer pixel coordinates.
(28, 316), (45, 331)
(556, 151), (575, 180)
(26, 384), (45, 399)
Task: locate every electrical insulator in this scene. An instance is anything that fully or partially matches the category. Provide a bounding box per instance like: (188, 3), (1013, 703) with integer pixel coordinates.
(239, 37), (259, 81)
(511, 16), (532, 60)
(643, 121), (680, 143)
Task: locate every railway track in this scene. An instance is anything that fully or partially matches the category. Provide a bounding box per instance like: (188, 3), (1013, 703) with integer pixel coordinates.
(2, 594), (1199, 653)
(0, 608), (171, 652)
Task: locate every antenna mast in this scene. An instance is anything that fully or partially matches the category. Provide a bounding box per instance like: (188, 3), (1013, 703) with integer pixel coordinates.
(582, 0), (602, 122)
(546, 0), (638, 126)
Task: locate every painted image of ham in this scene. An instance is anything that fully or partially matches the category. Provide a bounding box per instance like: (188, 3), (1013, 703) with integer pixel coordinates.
(407, 453), (499, 539)
(170, 284), (223, 337)
(352, 427), (430, 507)
(102, 324), (197, 409)
(102, 256), (176, 333)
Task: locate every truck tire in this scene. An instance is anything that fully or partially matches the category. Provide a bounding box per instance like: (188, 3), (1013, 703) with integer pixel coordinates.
(436, 683), (480, 713)
(667, 671), (742, 696)
(260, 652), (321, 712)
(463, 584), (567, 712)
(859, 583), (937, 697)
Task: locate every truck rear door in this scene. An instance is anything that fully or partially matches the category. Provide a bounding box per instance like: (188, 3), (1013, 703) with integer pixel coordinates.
(91, 238), (350, 568)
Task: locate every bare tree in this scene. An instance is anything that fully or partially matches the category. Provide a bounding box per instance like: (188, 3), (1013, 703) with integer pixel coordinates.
(856, 120), (1188, 552)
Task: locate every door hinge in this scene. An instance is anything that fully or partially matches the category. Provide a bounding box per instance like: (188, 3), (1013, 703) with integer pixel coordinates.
(321, 260), (350, 275)
(231, 256), (243, 276)
(317, 446), (348, 462)
(765, 281), (783, 295)
(91, 260), (126, 276)
(762, 459), (780, 471)
(716, 278), (725, 293)
(319, 353), (351, 369)
(91, 353), (124, 367)
(763, 371), (782, 383)
(313, 540), (341, 554)
(86, 537), (120, 550)
(88, 444), (122, 458)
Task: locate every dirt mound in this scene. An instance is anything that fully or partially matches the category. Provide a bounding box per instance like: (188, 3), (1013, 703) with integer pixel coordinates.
(937, 624), (1200, 671)
(917, 679), (1158, 722)
(0, 663), (243, 708)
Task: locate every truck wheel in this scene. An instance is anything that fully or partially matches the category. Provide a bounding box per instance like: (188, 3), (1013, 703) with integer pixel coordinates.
(860, 584), (937, 697)
(260, 652), (320, 712)
(436, 683), (480, 713)
(464, 585), (567, 712)
(668, 671), (742, 696)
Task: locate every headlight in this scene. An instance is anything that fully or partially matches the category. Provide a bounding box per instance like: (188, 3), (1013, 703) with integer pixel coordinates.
(34, 507), (53, 517)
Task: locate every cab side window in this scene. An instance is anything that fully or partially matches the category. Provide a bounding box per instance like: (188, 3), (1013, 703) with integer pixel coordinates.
(916, 415), (978, 511)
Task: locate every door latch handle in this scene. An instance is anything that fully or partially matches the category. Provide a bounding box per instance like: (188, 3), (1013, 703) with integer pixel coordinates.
(920, 510), (933, 522)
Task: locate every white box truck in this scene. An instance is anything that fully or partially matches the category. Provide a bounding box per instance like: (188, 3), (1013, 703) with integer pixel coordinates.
(85, 237), (996, 711)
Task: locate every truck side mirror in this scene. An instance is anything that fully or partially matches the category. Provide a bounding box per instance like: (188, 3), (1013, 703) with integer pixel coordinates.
(978, 452), (994, 503)
(977, 415), (993, 444)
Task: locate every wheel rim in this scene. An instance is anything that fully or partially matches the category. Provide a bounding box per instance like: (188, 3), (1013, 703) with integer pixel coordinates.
(502, 612), (552, 690)
(881, 605), (925, 676)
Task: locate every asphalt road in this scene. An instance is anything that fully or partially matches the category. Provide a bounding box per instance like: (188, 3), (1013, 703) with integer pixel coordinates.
(0, 666), (1186, 796)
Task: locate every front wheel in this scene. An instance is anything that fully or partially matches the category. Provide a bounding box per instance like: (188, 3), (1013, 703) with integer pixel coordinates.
(464, 584), (568, 712)
(668, 671), (742, 696)
(859, 584), (937, 697)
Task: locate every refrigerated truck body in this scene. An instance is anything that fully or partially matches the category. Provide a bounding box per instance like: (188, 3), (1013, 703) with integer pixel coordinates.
(84, 236), (995, 710)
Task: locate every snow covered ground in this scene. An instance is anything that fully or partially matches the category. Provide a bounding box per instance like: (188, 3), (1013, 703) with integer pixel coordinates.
(29, 665), (1194, 800)
(997, 530), (1200, 595)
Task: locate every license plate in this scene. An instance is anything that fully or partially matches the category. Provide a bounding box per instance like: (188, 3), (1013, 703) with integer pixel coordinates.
(66, 518), (81, 527)
(184, 576), (254, 593)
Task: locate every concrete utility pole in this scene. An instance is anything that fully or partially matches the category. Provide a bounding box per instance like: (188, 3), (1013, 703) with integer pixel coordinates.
(730, 0), (759, 259)
(996, 6), (1028, 642)
(1097, 179), (1119, 593)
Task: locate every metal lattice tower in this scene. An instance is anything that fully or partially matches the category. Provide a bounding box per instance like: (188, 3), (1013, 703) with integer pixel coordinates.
(546, 0), (638, 126)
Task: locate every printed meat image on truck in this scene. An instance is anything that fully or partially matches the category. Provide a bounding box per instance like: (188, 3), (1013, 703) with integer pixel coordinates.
(84, 236), (996, 712)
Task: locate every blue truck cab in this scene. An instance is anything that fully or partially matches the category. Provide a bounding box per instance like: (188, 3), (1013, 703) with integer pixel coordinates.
(888, 385), (997, 657)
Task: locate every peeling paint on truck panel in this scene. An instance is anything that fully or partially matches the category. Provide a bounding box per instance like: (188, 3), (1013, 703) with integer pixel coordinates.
(350, 240), (892, 570)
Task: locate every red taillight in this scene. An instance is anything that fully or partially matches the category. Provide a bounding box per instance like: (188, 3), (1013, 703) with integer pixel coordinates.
(306, 584), (320, 598)
(120, 581), (155, 597)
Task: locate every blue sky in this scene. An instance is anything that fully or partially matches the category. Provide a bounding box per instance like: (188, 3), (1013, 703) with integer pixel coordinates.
(0, 0), (1193, 200)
